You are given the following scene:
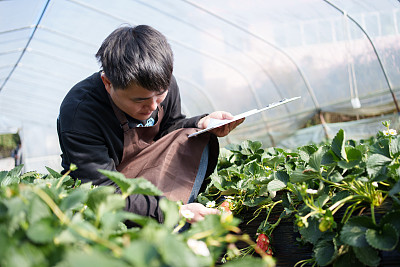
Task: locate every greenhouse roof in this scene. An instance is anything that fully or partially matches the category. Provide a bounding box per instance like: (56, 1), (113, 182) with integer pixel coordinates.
(1, 0), (399, 171)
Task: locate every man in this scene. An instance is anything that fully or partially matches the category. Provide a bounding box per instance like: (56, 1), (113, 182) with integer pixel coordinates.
(57, 25), (243, 224)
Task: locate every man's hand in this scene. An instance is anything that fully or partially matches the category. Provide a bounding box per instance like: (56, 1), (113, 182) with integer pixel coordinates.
(180, 203), (220, 223)
(197, 111), (245, 137)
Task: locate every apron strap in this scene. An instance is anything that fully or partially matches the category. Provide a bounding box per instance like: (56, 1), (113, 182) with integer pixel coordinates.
(107, 94), (130, 133)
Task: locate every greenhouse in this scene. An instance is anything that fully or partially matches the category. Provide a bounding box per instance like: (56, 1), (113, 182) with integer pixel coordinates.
(0, 0), (399, 266)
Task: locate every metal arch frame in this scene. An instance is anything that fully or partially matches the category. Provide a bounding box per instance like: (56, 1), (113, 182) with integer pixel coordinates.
(129, 0), (286, 102)
(0, 0), (51, 93)
(66, 0), (278, 145)
(181, 0), (320, 111)
(173, 75), (218, 112)
(323, 0), (400, 113)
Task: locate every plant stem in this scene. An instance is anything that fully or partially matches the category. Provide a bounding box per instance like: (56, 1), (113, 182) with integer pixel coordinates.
(32, 186), (123, 256)
(370, 204), (376, 225)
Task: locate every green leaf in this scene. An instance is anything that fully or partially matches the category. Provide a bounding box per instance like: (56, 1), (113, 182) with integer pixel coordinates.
(26, 218), (60, 244)
(267, 179), (286, 192)
(366, 154), (391, 179)
(331, 129), (347, 160)
(314, 240), (336, 266)
(222, 256), (275, 267)
(86, 186), (116, 212)
(340, 216), (375, 247)
(380, 210), (400, 233)
(389, 136), (400, 157)
(366, 224), (399, 251)
(159, 198), (180, 229)
(46, 166), (63, 178)
(327, 170), (344, 183)
(309, 146), (326, 172)
(298, 145), (318, 162)
(299, 218), (323, 245)
(389, 180), (400, 197)
(160, 233), (201, 267)
(273, 171), (289, 184)
(0, 170), (8, 184)
(337, 147), (362, 169)
(28, 196), (52, 224)
(353, 246), (380, 267)
(333, 249), (363, 267)
(123, 241), (161, 267)
(61, 248), (130, 267)
(7, 165), (24, 178)
(289, 169), (320, 183)
(1, 171), (20, 187)
(59, 188), (87, 211)
(98, 169), (163, 196)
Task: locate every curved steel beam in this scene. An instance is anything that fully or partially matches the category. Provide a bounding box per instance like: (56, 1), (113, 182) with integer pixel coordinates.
(323, 0), (399, 112)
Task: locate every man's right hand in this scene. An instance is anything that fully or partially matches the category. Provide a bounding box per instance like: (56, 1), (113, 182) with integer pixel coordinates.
(180, 203), (220, 223)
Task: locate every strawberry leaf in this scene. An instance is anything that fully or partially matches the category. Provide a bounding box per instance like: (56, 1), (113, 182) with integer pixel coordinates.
(366, 224), (399, 251)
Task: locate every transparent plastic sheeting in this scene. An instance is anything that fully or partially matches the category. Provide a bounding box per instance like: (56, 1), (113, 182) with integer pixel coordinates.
(0, 0), (399, 172)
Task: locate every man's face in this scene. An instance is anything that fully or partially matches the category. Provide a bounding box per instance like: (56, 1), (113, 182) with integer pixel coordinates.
(102, 73), (168, 121)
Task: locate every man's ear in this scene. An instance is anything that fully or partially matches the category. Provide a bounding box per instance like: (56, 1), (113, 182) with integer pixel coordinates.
(100, 72), (113, 94)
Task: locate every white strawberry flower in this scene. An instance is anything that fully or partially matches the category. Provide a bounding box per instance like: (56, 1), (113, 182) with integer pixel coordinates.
(181, 209), (195, 219)
(187, 239), (210, 257)
(389, 129), (397, 135)
(383, 130), (390, 136)
(306, 189), (318, 194)
(206, 201), (216, 208)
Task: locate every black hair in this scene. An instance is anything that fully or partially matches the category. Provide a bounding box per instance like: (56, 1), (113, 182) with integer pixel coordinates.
(96, 25), (173, 91)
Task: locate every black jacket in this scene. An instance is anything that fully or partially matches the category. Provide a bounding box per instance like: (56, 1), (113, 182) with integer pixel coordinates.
(57, 72), (205, 222)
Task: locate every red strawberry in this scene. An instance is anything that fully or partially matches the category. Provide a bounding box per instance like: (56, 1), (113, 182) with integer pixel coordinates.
(220, 201), (231, 212)
(256, 233), (270, 252)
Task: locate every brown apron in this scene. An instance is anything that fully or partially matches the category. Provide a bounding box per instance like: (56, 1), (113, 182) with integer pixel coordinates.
(110, 100), (219, 203)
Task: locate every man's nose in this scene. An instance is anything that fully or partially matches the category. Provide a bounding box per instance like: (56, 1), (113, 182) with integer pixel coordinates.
(148, 97), (158, 110)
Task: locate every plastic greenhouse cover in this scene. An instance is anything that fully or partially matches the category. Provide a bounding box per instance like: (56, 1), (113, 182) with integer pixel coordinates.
(0, 0), (399, 172)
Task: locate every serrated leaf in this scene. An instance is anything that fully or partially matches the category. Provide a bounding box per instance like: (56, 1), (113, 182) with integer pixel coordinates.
(366, 224), (399, 251)
(26, 218), (59, 244)
(7, 165), (24, 178)
(353, 246), (380, 267)
(1, 173), (20, 187)
(59, 188), (87, 211)
(86, 186), (116, 212)
(332, 129), (347, 160)
(122, 241), (160, 267)
(366, 154), (392, 178)
(340, 216), (375, 247)
(389, 137), (400, 157)
(267, 179), (286, 192)
(299, 218), (322, 245)
(289, 169), (320, 183)
(98, 170), (162, 196)
(327, 170), (344, 183)
(45, 167), (63, 178)
(273, 171), (289, 183)
(389, 180), (400, 197)
(309, 146), (326, 172)
(337, 147), (362, 169)
(314, 240), (336, 266)
(159, 198), (180, 229)
(380, 211), (400, 233)
(28, 196), (51, 224)
(222, 256), (275, 267)
(61, 248), (130, 267)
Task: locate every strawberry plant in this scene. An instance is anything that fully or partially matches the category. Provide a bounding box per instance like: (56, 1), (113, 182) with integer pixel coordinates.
(198, 121), (400, 266)
(0, 165), (275, 267)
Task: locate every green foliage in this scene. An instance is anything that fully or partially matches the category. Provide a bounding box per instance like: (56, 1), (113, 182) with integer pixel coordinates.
(200, 121), (400, 266)
(0, 166), (273, 267)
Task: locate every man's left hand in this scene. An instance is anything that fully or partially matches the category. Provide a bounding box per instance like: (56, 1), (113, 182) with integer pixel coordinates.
(197, 111), (245, 137)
